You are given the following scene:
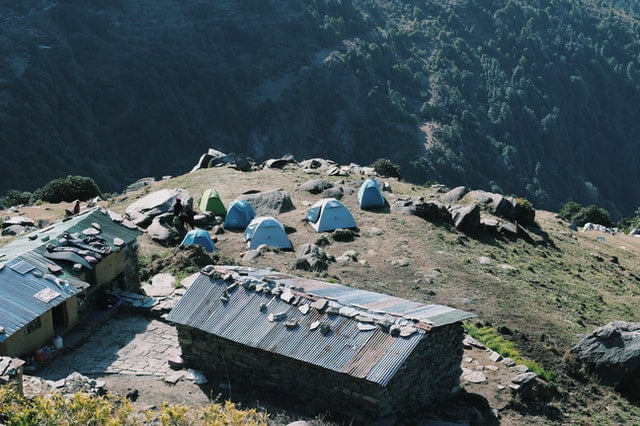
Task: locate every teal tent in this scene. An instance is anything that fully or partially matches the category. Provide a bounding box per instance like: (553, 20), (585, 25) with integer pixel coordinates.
(357, 179), (385, 209)
(244, 216), (292, 250)
(223, 200), (256, 230)
(180, 229), (217, 252)
(305, 198), (357, 232)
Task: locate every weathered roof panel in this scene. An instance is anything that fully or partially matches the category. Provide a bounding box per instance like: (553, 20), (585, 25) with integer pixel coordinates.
(168, 266), (475, 386)
(0, 258), (80, 342)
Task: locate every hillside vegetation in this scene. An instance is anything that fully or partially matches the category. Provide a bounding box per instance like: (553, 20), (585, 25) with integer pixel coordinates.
(2, 0), (640, 216)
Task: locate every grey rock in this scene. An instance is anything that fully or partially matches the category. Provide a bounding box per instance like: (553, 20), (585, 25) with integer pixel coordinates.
(462, 371), (487, 384)
(441, 186), (469, 203)
(489, 351), (503, 362)
(237, 189), (294, 216)
(511, 372), (538, 384)
(1, 224), (26, 236)
(147, 216), (174, 243)
(243, 249), (262, 261)
(321, 187), (344, 200)
(3, 216), (35, 227)
(298, 179), (334, 194)
(450, 204), (481, 234)
(501, 357), (516, 367)
(125, 188), (192, 227)
(391, 198), (452, 223)
(568, 321), (640, 390)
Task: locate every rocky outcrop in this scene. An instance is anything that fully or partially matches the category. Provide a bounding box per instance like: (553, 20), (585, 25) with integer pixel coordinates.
(391, 198), (452, 223)
(294, 243), (331, 271)
(567, 321), (640, 395)
(441, 186), (469, 204)
(450, 204), (481, 234)
(236, 189), (294, 217)
(125, 188), (192, 228)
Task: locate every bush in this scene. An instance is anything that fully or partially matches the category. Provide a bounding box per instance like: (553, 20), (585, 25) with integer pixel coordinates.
(0, 189), (32, 207)
(33, 175), (101, 203)
(558, 201), (582, 222)
(558, 201), (612, 227)
(515, 197), (536, 226)
(372, 158), (402, 178)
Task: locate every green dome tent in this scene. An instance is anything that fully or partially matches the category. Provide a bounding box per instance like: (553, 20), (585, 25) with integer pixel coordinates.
(198, 189), (226, 216)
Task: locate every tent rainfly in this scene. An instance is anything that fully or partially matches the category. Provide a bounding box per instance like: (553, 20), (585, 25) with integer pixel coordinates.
(305, 198), (357, 232)
(223, 200), (256, 230)
(198, 189), (226, 216)
(357, 179), (385, 209)
(181, 229), (217, 252)
(244, 216), (292, 250)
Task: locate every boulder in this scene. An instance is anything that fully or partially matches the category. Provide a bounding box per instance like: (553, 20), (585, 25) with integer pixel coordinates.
(321, 187), (344, 200)
(298, 179), (334, 194)
(294, 243), (330, 272)
(1, 225), (26, 236)
(450, 204), (481, 233)
(299, 158), (336, 170)
(490, 194), (516, 220)
(3, 216), (35, 228)
(391, 198), (452, 223)
(567, 321), (640, 394)
(441, 186), (469, 204)
(191, 148), (227, 171)
(237, 189), (294, 216)
(125, 188), (192, 228)
(263, 155), (295, 169)
(147, 215), (175, 243)
(124, 177), (155, 193)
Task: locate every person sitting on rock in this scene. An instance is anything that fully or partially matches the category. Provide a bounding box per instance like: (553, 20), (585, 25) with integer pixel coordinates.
(65, 200), (81, 217)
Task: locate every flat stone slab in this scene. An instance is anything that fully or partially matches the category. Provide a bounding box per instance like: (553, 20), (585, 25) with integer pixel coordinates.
(462, 371), (487, 384)
(142, 273), (176, 297)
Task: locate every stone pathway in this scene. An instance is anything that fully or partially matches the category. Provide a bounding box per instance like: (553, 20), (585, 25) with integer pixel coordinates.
(39, 315), (180, 380)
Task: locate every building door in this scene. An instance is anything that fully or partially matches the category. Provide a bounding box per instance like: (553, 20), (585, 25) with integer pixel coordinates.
(52, 303), (68, 332)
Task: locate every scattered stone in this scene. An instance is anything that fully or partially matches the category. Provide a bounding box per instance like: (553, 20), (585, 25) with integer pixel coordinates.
(489, 351), (503, 362)
(501, 358), (516, 367)
(168, 355), (184, 370)
(478, 256), (492, 265)
(497, 385), (506, 391)
(514, 365), (529, 373)
(287, 421), (310, 426)
(142, 273), (176, 298)
(298, 179), (334, 194)
(365, 227), (384, 237)
(486, 365), (499, 372)
(463, 335), (485, 349)
(511, 372), (538, 384)
(113, 237), (125, 246)
(322, 187), (344, 200)
(462, 371), (487, 384)
(391, 258), (410, 267)
(164, 371), (184, 384)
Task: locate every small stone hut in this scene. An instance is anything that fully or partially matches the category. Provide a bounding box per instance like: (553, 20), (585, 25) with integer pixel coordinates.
(0, 207), (140, 357)
(168, 266), (475, 421)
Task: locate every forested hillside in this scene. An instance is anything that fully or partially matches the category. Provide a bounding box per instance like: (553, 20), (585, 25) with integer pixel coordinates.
(2, 0), (640, 216)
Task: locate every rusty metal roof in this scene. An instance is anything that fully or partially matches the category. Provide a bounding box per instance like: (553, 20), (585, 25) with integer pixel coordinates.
(168, 266), (475, 386)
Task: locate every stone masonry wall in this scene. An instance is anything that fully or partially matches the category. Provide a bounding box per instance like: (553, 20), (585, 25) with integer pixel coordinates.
(177, 323), (463, 421)
(385, 323), (464, 414)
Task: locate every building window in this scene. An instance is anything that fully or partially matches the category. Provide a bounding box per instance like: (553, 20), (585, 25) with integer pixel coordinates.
(24, 318), (42, 334)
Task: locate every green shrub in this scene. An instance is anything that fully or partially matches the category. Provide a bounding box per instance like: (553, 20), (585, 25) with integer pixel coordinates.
(515, 197), (536, 226)
(559, 201), (582, 222)
(33, 175), (101, 203)
(558, 201), (612, 227)
(372, 158), (402, 178)
(0, 189), (32, 207)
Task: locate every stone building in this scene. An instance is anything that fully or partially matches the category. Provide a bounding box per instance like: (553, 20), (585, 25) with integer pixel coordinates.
(168, 266), (474, 421)
(0, 207), (140, 357)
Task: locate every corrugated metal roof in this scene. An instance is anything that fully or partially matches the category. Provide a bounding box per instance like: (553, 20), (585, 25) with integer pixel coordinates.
(168, 266), (475, 386)
(0, 207), (140, 262)
(0, 207), (140, 343)
(0, 258), (80, 343)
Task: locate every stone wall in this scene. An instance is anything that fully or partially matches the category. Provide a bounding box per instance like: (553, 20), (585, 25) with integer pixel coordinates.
(176, 322), (464, 421)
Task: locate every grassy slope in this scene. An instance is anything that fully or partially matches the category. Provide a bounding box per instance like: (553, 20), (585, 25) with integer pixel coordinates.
(3, 165), (639, 423)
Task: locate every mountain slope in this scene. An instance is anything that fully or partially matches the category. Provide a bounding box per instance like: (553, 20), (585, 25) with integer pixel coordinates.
(2, 0), (640, 217)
